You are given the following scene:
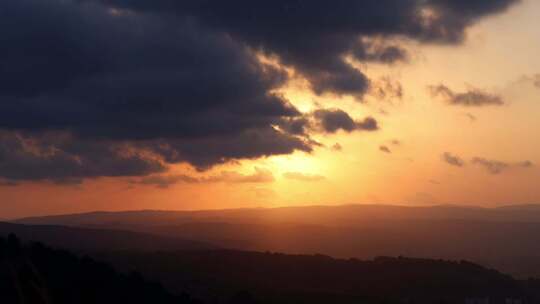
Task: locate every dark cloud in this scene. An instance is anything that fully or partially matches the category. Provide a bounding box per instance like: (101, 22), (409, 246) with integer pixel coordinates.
(278, 117), (311, 136)
(146, 127), (313, 170)
(0, 131), (166, 183)
(313, 109), (379, 133)
(0, 0), (315, 180)
(442, 152), (466, 167)
(472, 157), (533, 175)
(391, 140), (401, 146)
(380, 146), (392, 153)
(83, 0), (519, 97)
(0, 0), (520, 181)
(283, 172), (326, 182)
(133, 167), (275, 188)
(429, 85), (504, 106)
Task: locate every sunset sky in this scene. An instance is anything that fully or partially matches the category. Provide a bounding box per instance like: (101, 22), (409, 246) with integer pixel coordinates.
(1, 0), (540, 218)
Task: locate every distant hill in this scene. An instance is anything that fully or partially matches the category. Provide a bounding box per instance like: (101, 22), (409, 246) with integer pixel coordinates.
(15, 204), (540, 278)
(17, 204), (540, 227)
(0, 234), (200, 304)
(0, 222), (215, 253)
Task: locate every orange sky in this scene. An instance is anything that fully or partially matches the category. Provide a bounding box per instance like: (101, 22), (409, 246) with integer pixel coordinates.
(1, 0), (540, 219)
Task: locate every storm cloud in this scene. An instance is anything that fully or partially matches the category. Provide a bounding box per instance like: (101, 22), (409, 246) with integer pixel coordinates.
(0, 0), (520, 182)
(85, 0), (520, 96)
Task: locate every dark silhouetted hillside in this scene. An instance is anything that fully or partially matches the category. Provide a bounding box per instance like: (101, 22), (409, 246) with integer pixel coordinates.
(0, 234), (200, 304)
(3, 232), (540, 304)
(98, 250), (539, 304)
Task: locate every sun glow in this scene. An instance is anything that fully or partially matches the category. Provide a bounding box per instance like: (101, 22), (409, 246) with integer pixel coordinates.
(268, 153), (324, 177)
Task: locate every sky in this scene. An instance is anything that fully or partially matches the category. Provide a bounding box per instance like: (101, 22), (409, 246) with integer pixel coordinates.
(1, 0), (540, 218)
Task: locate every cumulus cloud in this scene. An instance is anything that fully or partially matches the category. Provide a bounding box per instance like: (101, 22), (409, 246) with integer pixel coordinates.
(472, 158), (533, 175)
(429, 85), (504, 106)
(87, 0), (519, 96)
(442, 152), (466, 167)
(0, 131), (166, 183)
(133, 167), (275, 188)
(0, 0), (520, 182)
(283, 172), (326, 182)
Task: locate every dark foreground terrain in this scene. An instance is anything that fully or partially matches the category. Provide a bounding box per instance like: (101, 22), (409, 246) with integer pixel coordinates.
(2, 226), (540, 304)
(0, 234), (199, 304)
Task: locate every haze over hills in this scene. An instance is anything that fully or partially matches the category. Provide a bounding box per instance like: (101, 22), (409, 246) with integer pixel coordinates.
(18, 204), (540, 226)
(15, 204), (540, 277)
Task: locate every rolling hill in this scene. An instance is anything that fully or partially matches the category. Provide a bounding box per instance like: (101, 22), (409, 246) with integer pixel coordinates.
(15, 204), (540, 277)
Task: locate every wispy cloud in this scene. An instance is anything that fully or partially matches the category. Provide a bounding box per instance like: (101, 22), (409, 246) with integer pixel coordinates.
(429, 85), (504, 106)
(442, 152), (466, 167)
(132, 167), (274, 188)
(379, 145), (392, 153)
(472, 158), (533, 175)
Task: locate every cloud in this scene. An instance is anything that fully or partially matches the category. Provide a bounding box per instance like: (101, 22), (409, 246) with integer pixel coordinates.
(472, 157), (533, 175)
(464, 113), (477, 122)
(278, 117), (311, 136)
(369, 77), (404, 102)
(429, 85), (504, 106)
(86, 0), (519, 97)
(313, 109), (378, 133)
(0, 0), (520, 182)
(379, 146), (392, 153)
(283, 172), (326, 182)
(442, 152), (466, 167)
(133, 167), (275, 188)
(0, 0), (319, 180)
(0, 131), (166, 183)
